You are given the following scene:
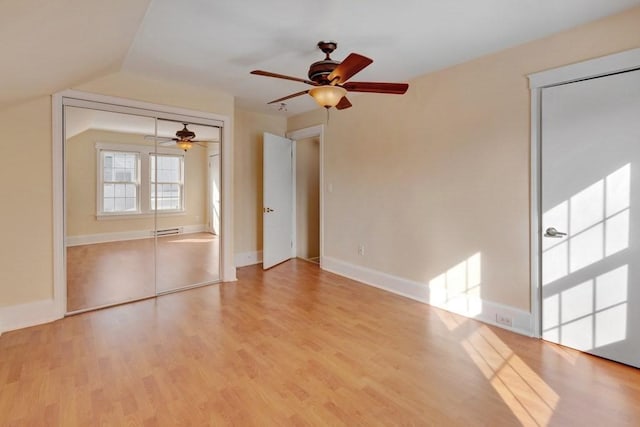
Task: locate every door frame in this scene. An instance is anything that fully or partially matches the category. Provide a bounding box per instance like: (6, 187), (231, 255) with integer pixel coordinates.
(52, 89), (236, 317)
(286, 125), (325, 267)
(527, 48), (640, 338)
(208, 151), (221, 235)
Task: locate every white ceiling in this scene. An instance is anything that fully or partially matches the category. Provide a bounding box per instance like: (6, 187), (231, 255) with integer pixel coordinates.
(2, 0), (639, 115)
(123, 0), (640, 115)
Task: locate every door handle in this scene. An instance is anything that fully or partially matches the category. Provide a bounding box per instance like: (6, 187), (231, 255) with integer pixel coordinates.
(544, 227), (567, 238)
(263, 207), (274, 213)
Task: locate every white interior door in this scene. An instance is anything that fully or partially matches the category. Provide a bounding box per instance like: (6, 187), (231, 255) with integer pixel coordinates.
(263, 133), (293, 269)
(541, 69), (640, 367)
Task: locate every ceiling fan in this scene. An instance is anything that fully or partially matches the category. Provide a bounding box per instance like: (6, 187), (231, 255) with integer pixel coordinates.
(145, 123), (215, 151)
(251, 41), (409, 110)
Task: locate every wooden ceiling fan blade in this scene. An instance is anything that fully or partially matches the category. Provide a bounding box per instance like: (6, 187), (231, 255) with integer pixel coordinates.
(343, 82), (409, 94)
(251, 70), (316, 86)
(335, 96), (352, 110)
(328, 53), (373, 84)
(267, 90), (310, 104)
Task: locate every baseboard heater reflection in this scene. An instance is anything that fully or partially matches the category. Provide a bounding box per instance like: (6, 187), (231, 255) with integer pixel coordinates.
(153, 227), (182, 237)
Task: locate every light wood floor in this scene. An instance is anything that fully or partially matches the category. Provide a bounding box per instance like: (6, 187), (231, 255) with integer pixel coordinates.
(67, 232), (219, 312)
(2, 259), (639, 426)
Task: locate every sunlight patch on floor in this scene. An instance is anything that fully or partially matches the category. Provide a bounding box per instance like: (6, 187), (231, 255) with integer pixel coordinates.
(462, 326), (559, 426)
(546, 342), (580, 365)
(434, 308), (468, 331)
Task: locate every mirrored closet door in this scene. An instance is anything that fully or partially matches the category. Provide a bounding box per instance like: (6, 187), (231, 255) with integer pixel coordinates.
(154, 119), (221, 293)
(64, 104), (222, 313)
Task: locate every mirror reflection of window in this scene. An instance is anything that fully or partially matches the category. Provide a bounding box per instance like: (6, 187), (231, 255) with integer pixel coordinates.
(65, 106), (157, 313)
(101, 151), (140, 213)
(64, 107), (223, 312)
(151, 154), (184, 211)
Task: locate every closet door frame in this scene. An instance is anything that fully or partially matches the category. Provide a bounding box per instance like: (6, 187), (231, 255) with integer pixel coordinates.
(53, 89), (236, 317)
(528, 48), (640, 337)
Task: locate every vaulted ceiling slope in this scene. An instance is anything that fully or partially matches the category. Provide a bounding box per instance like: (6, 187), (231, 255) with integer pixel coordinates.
(0, 0), (151, 109)
(3, 0), (640, 114)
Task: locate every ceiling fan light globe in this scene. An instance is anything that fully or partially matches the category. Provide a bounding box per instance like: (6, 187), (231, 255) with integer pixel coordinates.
(176, 140), (192, 151)
(309, 86), (347, 108)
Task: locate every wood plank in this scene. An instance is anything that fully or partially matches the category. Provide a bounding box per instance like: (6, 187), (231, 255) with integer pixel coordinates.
(1, 259), (639, 425)
(66, 232), (220, 312)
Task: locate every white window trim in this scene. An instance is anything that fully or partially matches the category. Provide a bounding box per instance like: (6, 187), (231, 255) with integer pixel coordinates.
(95, 141), (184, 219)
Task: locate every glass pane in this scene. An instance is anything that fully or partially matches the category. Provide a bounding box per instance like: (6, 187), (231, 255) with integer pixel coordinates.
(103, 151), (138, 185)
(114, 198), (125, 211)
(102, 157), (139, 214)
(150, 155), (183, 211)
(104, 183), (114, 198)
(65, 106), (155, 312)
(103, 197), (114, 212)
(125, 197), (135, 211)
(155, 122), (220, 293)
(151, 154), (181, 184)
(125, 184), (136, 198)
(115, 183), (125, 197)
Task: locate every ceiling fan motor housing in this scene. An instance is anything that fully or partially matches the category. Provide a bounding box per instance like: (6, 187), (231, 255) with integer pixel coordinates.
(176, 124), (196, 140)
(308, 59), (339, 84)
(308, 40), (340, 84)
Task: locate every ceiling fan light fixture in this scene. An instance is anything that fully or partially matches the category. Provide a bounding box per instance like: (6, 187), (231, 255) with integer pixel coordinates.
(176, 140), (192, 151)
(309, 86), (347, 109)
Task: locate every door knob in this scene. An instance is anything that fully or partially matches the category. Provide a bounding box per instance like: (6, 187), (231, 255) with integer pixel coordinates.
(544, 227), (567, 238)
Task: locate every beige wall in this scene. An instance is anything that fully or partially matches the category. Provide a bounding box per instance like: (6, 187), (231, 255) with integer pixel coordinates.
(288, 7), (640, 311)
(1, 8), (639, 312)
(76, 71), (235, 118)
(296, 137), (320, 260)
(0, 71), (234, 307)
(66, 129), (207, 237)
(234, 109), (287, 254)
(0, 97), (53, 305)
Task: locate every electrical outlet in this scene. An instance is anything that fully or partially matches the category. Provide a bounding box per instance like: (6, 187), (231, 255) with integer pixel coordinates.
(496, 314), (513, 327)
(358, 244), (365, 256)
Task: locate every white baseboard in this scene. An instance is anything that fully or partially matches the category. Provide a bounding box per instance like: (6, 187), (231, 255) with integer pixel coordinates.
(0, 299), (62, 335)
(66, 224), (208, 246)
(322, 256), (533, 336)
(235, 250), (263, 267)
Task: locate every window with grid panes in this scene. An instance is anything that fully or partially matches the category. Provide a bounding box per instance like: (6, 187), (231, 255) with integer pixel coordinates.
(150, 154), (184, 211)
(100, 151), (139, 213)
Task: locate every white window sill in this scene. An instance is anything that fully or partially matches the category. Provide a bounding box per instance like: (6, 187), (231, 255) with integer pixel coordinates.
(97, 211), (186, 221)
